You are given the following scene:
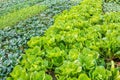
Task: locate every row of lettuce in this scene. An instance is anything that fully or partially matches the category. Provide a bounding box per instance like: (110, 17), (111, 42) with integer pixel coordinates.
(0, 0), (120, 29)
(6, 0), (120, 80)
(0, 0), (81, 80)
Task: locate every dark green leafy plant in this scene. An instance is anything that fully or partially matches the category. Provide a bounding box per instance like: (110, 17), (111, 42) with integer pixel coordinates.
(0, 0), (26, 10)
(103, 2), (120, 12)
(104, 0), (120, 3)
(7, 0), (120, 80)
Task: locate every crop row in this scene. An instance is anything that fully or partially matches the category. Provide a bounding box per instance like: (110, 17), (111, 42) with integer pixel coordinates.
(104, 0), (120, 3)
(7, 0), (120, 80)
(0, 5), (47, 29)
(0, 0), (80, 80)
(0, 0), (44, 17)
(0, 0), (27, 11)
(103, 0), (120, 12)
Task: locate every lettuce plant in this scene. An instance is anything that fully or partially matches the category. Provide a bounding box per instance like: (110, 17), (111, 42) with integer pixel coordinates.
(7, 0), (120, 80)
(0, 0), (80, 80)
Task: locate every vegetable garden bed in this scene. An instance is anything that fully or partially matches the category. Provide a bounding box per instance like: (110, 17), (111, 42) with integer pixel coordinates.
(0, 0), (120, 80)
(0, 0), (81, 80)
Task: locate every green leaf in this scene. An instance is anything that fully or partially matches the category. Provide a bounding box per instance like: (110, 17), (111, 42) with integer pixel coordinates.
(92, 66), (111, 80)
(68, 49), (79, 60)
(78, 73), (91, 80)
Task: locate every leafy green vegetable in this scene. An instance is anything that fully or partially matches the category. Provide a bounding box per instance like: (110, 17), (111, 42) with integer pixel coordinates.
(0, 0), (44, 17)
(5, 0), (120, 79)
(103, 2), (120, 12)
(0, 0), (80, 80)
(78, 74), (91, 80)
(92, 66), (111, 80)
(0, 5), (47, 29)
